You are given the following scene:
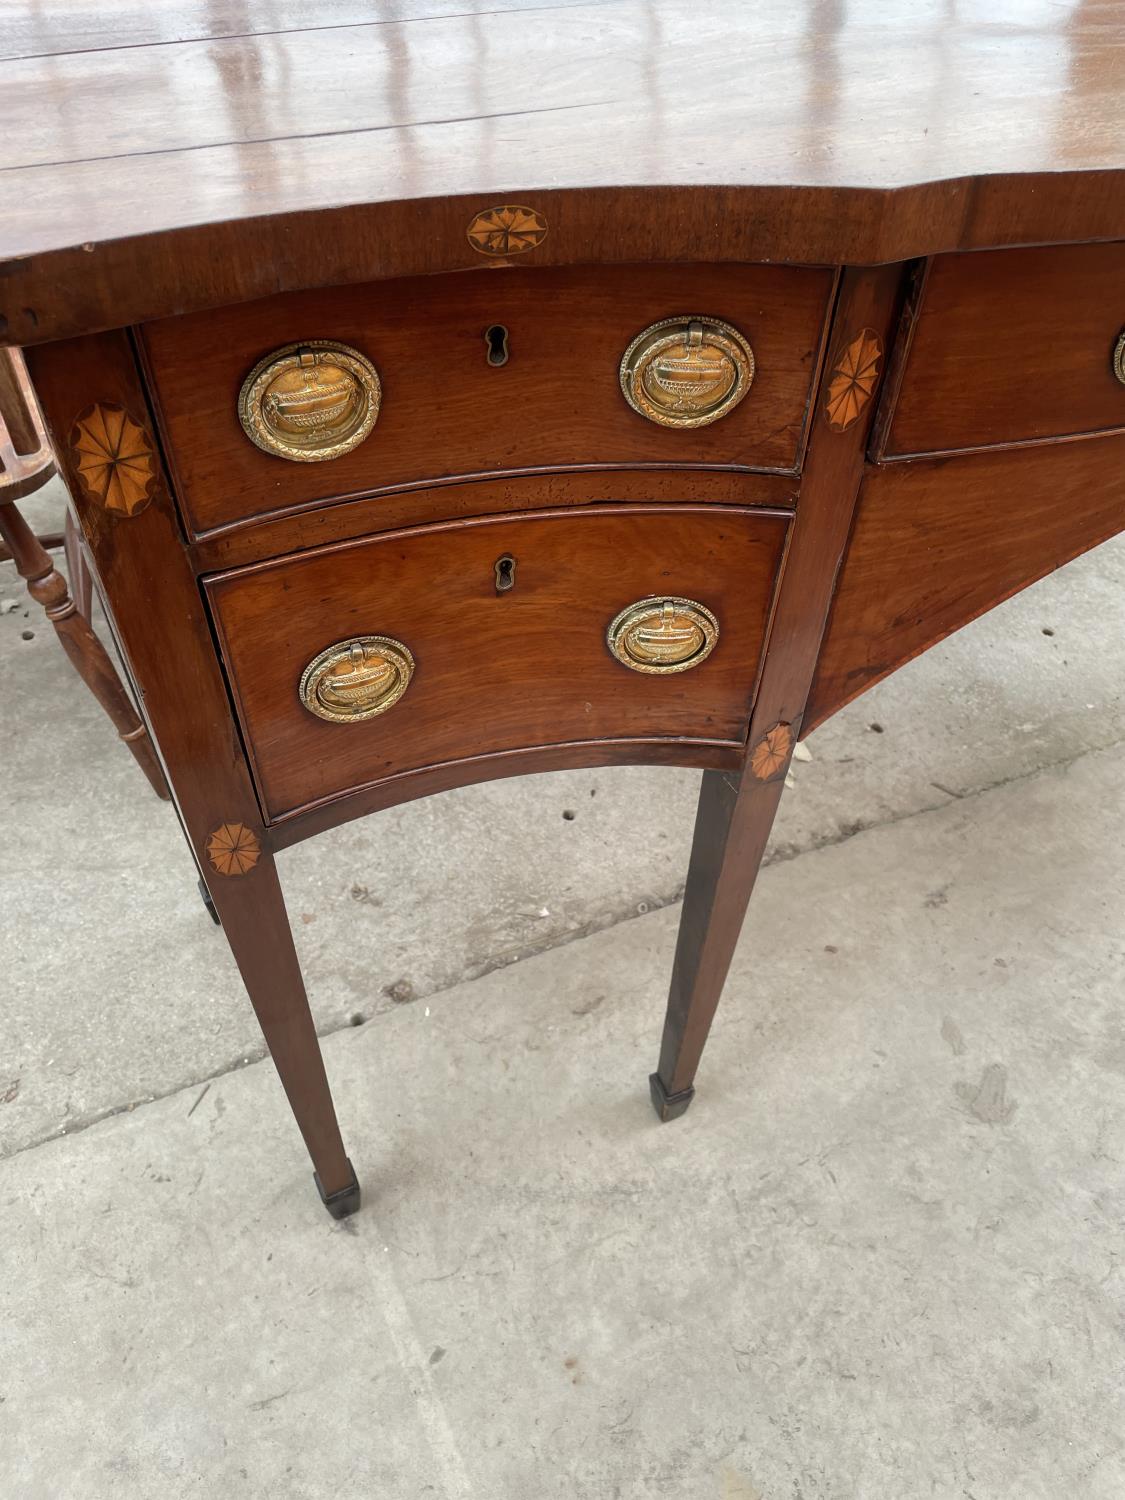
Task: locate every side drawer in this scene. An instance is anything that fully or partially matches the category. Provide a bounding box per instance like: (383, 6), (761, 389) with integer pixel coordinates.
(205, 505), (789, 821)
(877, 242), (1125, 458)
(142, 261), (835, 536)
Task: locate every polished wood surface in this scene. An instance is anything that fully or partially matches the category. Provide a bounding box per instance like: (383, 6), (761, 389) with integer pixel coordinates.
(807, 433), (1125, 730)
(142, 263), (834, 536)
(206, 504), (788, 819)
(0, 0), (576, 56)
(191, 467), (797, 572)
(10, 0), (1125, 1216)
(878, 244), (1125, 458)
(3, 2), (1125, 343)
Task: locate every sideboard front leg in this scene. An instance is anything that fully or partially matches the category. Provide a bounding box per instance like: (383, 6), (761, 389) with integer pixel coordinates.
(202, 844), (360, 1217)
(26, 330), (360, 1218)
(652, 765), (787, 1118)
(651, 262), (903, 1120)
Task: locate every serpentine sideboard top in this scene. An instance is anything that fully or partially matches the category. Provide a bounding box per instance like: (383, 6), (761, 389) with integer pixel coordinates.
(2, 0), (1124, 346)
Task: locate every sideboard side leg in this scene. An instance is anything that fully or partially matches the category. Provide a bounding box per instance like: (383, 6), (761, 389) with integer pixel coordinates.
(651, 263), (904, 1118)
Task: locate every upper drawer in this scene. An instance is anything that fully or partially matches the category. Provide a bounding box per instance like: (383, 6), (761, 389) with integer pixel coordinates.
(877, 243), (1125, 458)
(141, 262), (835, 536)
(205, 503), (788, 821)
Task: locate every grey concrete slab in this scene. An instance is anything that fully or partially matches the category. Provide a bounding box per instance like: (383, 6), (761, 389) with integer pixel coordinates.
(3, 742), (1123, 1498)
(3, 475), (1124, 1155)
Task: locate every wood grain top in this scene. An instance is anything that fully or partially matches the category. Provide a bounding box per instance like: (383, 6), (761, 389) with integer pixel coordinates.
(3, 0), (1124, 343)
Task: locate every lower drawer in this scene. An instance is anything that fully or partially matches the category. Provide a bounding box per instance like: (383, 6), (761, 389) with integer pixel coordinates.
(206, 505), (789, 819)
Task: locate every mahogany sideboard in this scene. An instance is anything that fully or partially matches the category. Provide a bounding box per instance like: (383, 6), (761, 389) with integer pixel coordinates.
(3, 1), (1124, 1217)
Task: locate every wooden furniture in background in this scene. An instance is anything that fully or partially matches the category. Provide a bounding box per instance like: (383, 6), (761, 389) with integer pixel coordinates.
(3, 1), (1124, 1217)
(0, 349), (168, 800)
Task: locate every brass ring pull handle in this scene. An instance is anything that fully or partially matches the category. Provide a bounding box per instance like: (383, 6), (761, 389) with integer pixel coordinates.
(1113, 329), (1125, 387)
(619, 316), (755, 428)
(299, 635), (414, 722)
(607, 596), (719, 674)
(238, 341), (382, 462)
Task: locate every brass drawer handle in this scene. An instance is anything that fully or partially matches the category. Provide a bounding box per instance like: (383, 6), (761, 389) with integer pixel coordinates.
(238, 340), (381, 462)
(1114, 329), (1125, 387)
(607, 597), (719, 673)
(300, 635), (414, 721)
(620, 317), (754, 428)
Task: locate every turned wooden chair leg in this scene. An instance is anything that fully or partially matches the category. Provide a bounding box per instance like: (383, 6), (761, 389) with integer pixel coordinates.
(62, 509), (93, 621)
(650, 766), (787, 1120)
(202, 845), (360, 1217)
(0, 500), (171, 799)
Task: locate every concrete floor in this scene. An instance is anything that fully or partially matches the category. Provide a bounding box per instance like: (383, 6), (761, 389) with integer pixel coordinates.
(2, 480), (1124, 1496)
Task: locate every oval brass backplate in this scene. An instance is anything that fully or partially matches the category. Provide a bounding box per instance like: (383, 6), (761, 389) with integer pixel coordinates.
(607, 597), (719, 674)
(619, 317), (755, 429)
(238, 340), (382, 462)
(1114, 329), (1125, 387)
(299, 636), (414, 722)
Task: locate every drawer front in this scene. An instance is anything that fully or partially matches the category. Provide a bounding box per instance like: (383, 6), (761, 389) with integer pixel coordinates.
(206, 505), (789, 820)
(879, 243), (1125, 458)
(142, 262), (835, 536)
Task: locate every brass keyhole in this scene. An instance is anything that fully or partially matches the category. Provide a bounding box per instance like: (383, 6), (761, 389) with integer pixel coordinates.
(494, 554), (516, 592)
(484, 324), (510, 367)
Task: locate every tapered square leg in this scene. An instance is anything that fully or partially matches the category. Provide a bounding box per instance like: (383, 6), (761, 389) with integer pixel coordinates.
(316, 1159), (362, 1219)
(648, 267), (905, 1117)
(203, 848), (359, 1213)
(650, 765), (788, 1114)
(649, 1073), (695, 1121)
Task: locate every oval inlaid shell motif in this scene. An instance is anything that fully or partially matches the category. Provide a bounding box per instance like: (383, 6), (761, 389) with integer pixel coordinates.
(300, 636), (415, 722)
(607, 597), (719, 674)
(824, 329), (882, 431)
(1113, 329), (1125, 387)
(466, 205), (548, 256)
(620, 318), (755, 429)
(69, 403), (156, 516)
(238, 341), (381, 462)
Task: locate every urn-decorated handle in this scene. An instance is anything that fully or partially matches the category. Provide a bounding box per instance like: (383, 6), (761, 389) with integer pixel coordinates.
(299, 636), (414, 722)
(607, 597), (720, 674)
(619, 316), (755, 429)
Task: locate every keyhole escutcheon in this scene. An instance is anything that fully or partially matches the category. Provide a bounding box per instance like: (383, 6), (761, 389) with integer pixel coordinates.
(494, 554), (516, 592)
(485, 324), (510, 367)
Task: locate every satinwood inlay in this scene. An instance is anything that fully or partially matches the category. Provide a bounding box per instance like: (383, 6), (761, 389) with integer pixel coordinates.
(206, 822), (261, 876)
(69, 403), (155, 516)
(825, 330), (882, 432)
(750, 722), (794, 780)
(466, 205), (548, 256)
